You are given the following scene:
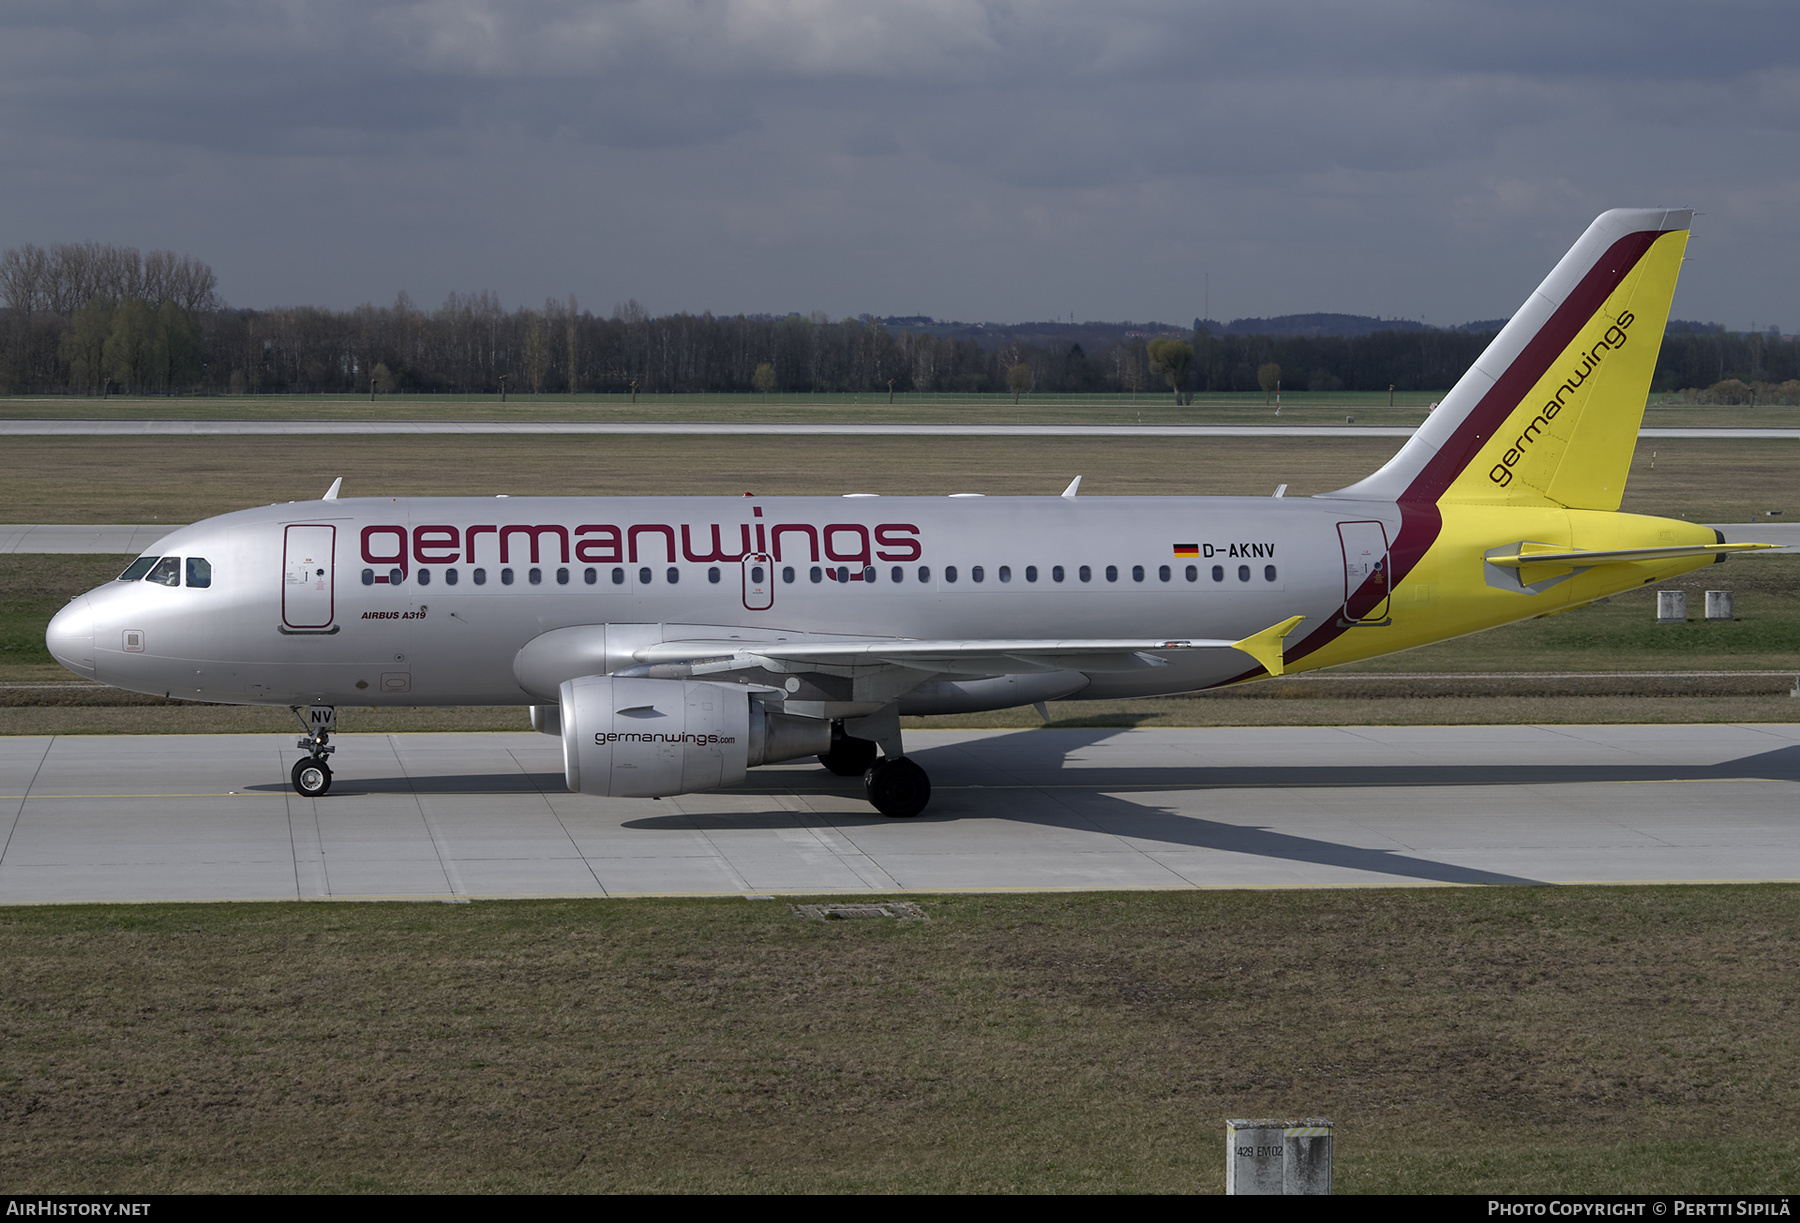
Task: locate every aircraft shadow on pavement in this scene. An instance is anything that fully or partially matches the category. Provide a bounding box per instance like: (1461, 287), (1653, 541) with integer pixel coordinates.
(248, 729), (1800, 889)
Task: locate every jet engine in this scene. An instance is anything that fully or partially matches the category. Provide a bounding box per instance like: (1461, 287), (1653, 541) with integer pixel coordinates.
(558, 675), (830, 798)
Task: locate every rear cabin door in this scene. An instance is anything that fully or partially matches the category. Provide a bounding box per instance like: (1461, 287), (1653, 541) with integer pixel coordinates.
(1336, 520), (1392, 625)
(283, 524), (337, 629)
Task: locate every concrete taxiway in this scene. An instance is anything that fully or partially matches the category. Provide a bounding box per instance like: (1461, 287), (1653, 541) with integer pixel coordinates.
(3, 724), (1797, 904)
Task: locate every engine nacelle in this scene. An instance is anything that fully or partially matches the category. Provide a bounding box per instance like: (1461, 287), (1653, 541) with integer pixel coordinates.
(559, 676), (830, 798)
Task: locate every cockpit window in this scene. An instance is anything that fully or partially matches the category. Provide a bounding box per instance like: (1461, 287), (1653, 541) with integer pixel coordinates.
(118, 556), (159, 581)
(185, 557), (212, 588)
(146, 557), (182, 587)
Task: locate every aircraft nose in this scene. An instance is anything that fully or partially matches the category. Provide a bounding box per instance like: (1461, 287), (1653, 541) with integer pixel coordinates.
(46, 595), (97, 679)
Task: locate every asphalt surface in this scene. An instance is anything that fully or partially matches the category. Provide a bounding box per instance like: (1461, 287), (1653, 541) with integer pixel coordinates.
(3, 724), (1797, 904)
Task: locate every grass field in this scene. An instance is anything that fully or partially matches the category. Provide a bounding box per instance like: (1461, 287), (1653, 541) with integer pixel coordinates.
(1, 432), (1794, 524)
(2, 389), (1794, 430)
(3, 887), (1797, 1193)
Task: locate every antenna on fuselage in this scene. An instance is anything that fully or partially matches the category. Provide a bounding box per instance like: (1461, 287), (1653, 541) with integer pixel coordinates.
(1061, 476), (1082, 499)
(322, 478), (342, 501)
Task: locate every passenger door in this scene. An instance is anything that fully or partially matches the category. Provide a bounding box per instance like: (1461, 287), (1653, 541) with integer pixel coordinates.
(283, 524), (337, 630)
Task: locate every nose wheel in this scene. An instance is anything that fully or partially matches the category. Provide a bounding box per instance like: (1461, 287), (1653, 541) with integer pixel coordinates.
(291, 756), (333, 797)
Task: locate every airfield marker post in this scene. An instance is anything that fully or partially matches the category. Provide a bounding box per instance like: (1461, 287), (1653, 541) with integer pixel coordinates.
(1226, 1118), (1332, 1195)
(1705, 590), (1734, 620)
(1657, 590), (1688, 624)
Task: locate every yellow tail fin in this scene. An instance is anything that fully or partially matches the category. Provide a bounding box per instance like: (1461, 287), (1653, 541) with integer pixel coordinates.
(1326, 209), (1691, 511)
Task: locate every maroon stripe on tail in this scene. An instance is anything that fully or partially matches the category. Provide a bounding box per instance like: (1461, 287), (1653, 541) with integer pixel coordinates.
(1401, 229), (1664, 506)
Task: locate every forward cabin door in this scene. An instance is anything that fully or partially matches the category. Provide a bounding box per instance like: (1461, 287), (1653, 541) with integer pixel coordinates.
(283, 524), (337, 629)
(742, 552), (774, 611)
(1336, 520), (1392, 625)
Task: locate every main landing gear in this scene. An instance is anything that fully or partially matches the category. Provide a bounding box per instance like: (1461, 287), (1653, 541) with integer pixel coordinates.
(864, 756), (930, 819)
(823, 713), (931, 818)
(290, 705), (336, 798)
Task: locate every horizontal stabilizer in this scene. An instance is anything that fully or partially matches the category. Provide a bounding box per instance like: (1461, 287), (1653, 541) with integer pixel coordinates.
(1485, 542), (1776, 568)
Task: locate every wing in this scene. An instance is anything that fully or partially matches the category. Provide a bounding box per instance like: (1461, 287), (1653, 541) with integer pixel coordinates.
(631, 616), (1310, 680)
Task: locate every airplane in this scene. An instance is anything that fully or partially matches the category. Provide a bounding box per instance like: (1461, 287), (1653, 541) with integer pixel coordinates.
(45, 208), (1771, 817)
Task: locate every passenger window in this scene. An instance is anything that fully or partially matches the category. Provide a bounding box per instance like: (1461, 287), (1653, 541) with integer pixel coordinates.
(1052, 565), (1064, 582)
(119, 556), (158, 581)
(557, 567), (570, 585)
(446, 567), (459, 586)
(1025, 566), (1037, 582)
(1158, 565), (1170, 582)
(502, 568), (515, 585)
(1185, 565), (1197, 582)
(1265, 565), (1278, 581)
(612, 567), (625, 585)
(1105, 565), (1118, 582)
(1238, 565), (1251, 582)
(917, 566), (930, 582)
(360, 567), (374, 587)
(998, 566), (1011, 583)
(528, 567), (542, 585)
(667, 567), (679, 584)
(836, 565), (849, 583)
(1078, 565), (1091, 582)
(810, 566), (822, 583)
(418, 568), (432, 586)
(945, 566), (958, 583)
(389, 568), (403, 585)
(1131, 565), (1144, 582)
(1212, 565), (1224, 582)
(891, 566), (904, 583)
(862, 566), (876, 582)
(708, 566), (720, 583)
(638, 567), (652, 584)
(584, 567), (596, 584)
(474, 568), (488, 585)
(185, 557), (212, 588)
(783, 566), (796, 583)
(971, 566), (984, 583)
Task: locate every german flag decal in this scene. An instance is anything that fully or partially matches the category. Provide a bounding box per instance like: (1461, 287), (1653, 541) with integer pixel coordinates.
(1173, 543), (1199, 557)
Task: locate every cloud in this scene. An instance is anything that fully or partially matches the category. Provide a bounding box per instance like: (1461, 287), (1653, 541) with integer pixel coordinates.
(0, 1), (1793, 327)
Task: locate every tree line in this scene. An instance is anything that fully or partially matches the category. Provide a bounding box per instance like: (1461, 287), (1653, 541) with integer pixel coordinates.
(2, 242), (1794, 399)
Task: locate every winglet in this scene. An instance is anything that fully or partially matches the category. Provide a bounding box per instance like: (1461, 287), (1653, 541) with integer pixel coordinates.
(322, 478), (343, 501)
(1061, 476), (1082, 499)
(1230, 615), (1307, 677)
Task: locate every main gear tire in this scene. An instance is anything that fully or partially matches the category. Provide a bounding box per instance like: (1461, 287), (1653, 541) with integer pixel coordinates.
(864, 756), (930, 818)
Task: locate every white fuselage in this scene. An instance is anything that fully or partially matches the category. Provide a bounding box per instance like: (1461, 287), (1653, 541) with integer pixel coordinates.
(49, 494), (1384, 710)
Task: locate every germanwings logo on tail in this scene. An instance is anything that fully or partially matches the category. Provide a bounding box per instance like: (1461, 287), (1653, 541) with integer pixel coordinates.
(1488, 309), (1636, 488)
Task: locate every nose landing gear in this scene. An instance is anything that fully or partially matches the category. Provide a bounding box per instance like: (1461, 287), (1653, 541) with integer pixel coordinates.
(290, 705), (337, 797)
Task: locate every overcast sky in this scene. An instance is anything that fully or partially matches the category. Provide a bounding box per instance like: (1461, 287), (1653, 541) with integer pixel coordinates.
(3, 1), (1795, 329)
